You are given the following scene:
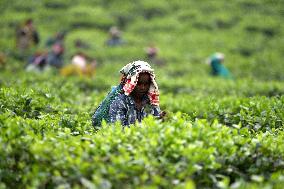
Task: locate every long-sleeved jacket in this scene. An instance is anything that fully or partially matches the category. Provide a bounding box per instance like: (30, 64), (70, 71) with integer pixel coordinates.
(109, 93), (160, 126)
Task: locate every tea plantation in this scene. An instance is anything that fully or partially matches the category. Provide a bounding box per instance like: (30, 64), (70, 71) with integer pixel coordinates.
(0, 0), (284, 188)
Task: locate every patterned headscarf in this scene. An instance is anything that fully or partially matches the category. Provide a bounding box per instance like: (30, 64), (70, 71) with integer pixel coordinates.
(120, 60), (159, 106)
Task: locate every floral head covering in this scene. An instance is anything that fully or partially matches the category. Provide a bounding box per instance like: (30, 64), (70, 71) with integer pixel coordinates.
(120, 60), (159, 106)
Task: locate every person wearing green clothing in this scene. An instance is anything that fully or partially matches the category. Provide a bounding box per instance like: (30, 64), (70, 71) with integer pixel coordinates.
(207, 53), (233, 79)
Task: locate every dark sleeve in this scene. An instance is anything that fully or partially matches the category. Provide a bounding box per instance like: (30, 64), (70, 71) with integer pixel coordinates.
(151, 105), (161, 117)
(33, 30), (40, 45)
(109, 96), (128, 126)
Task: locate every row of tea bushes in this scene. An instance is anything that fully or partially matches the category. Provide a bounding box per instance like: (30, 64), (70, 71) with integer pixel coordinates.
(0, 113), (284, 188)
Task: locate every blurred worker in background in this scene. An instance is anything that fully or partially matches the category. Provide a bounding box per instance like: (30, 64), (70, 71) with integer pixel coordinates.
(60, 52), (96, 77)
(106, 26), (125, 46)
(46, 42), (65, 69)
(0, 52), (6, 69)
(145, 44), (165, 66)
(206, 52), (233, 79)
(26, 50), (48, 72)
(45, 31), (66, 48)
(15, 18), (40, 60)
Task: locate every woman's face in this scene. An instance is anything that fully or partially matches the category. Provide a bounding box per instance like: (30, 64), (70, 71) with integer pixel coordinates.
(133, 72), (151, 96)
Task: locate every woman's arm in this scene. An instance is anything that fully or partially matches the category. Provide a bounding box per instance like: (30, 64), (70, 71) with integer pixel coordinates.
(151, 105), (166, 119)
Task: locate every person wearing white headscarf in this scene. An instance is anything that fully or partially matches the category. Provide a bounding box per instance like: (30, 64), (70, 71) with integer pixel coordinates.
(109, 60), (164, 126)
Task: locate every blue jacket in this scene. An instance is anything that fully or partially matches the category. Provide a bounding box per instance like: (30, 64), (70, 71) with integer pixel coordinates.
(109, 93), (161, 126)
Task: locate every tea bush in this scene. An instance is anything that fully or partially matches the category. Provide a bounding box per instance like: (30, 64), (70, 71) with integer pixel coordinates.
(0, 0), (284, 188)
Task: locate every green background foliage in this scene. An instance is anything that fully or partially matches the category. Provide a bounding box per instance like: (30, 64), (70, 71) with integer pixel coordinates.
(0, 0), (283, 188)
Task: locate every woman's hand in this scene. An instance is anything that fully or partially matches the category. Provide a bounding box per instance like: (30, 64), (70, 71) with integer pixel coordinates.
(159, 111), (167, 119)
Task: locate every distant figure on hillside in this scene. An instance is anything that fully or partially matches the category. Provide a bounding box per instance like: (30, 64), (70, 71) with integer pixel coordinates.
(15, 18), (40, 60)
(145, 44), (165, 66)
(26, 51), (48, 72)
(74, 39), (90, 50)
(207, 53), (233, 79)
(92, 60), (166, 127)
(60, 52), (96, 77)
(46, 42), (64, 69)
(106, 26), (125, 46)
(45, 31), (66, 48)
(146, 44), (158, 60)
(0, 52), (6, 69)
